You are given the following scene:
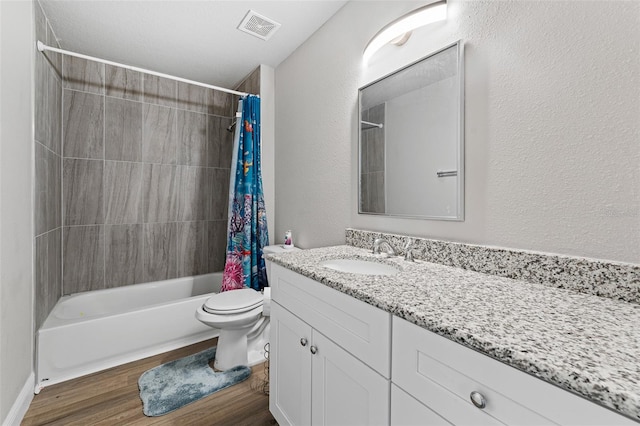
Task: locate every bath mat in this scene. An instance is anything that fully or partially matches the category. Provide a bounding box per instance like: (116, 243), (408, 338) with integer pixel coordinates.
(138, 347), (251, 416)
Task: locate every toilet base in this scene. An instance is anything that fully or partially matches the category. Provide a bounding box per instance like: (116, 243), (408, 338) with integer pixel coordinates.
(214, 318), (270, 371)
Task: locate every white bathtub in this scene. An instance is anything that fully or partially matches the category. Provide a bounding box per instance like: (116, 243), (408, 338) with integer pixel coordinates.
(36, 273), (222, 392)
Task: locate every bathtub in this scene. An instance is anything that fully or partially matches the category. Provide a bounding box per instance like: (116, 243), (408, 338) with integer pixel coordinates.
(36, 273), (222, 393)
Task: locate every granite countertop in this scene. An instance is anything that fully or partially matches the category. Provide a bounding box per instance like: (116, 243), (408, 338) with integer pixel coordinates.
(267, 245), (640, 421)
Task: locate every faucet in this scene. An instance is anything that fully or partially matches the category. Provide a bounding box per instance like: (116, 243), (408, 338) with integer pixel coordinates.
(372, 238), (396, 257)
(403, 238), (416, 262)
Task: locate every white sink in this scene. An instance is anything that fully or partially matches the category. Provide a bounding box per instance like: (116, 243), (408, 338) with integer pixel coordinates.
(320, 258), (400, 276)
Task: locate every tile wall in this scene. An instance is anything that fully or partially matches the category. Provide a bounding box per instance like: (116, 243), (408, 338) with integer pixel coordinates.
(61, 57), (236, 295)
(34, 3), (251, 329)
(235, 66), (261, 96)
(360, 104), (385, 213)
(34, 2), (62, 329)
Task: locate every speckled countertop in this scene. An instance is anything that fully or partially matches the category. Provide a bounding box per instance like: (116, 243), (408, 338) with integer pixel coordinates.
(267, 245), (640, 421)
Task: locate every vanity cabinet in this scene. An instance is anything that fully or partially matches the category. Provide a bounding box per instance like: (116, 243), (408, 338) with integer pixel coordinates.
(269, 263), (636, 426)
(392, 316), (636, 426)
(269, 264), (391, 426)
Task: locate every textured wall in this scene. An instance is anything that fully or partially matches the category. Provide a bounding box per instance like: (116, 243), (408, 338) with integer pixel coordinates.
(0, 1), (34, 421)
(275, 1), (640, 263)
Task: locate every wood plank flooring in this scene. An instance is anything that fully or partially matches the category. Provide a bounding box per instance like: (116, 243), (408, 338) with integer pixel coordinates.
(22, 339), (277, 426)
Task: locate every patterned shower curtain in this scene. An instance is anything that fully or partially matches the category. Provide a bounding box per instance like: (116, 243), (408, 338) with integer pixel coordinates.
(221, 95), (269, 292)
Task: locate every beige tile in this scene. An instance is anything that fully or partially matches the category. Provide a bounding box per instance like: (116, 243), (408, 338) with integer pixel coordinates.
(63, 56), (104, 94)
(143, 223), (177, 282)
(63, 159), (103, 226)
(207, 116), (234, 168)
(35, 229), (62, 329)
(35, 143), (61, 235)
(105, 224), (143, 288)
(177, 110), (207, 166)
(177, 221), (208, 277)
(105, 161), (143, 224)
(45, 22), (62, 77)
(207, 89), (234, 116)
(35, 50), (48, 146)
(63, 225), (105, 294)
(176, 166), (209, 221)
(47, 71), (62, 155)
(211, 168), (230, 221)
(142, 163), (177, 223)
(142, 104), (176, 164)
(105, 97), (142, 161)
(106, 65), (142, 101)
(206, 220), (228, 272)
(63, 90), (104, 159)
(143, 74), (176, 107)
(177, 82), (207, 113)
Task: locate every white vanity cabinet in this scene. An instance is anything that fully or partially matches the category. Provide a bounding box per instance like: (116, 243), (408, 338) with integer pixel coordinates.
(392, 316), (637, 426)
(269, 263), (637, 426)
(269, 264), (391, 426)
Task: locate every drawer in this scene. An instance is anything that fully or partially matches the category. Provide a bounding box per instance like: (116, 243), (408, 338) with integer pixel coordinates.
(391, 384), (453, 426)
(392, 316), (635, 426)
(270, 263), (391, 377)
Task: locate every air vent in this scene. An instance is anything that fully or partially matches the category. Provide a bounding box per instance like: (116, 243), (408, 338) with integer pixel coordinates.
(237, 10), (281, 41)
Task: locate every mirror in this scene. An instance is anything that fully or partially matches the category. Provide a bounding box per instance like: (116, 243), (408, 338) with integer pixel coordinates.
(359, 41), (464, 220)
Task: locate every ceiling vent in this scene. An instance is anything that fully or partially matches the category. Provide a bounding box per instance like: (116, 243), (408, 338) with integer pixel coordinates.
(237, 10), (281, 41)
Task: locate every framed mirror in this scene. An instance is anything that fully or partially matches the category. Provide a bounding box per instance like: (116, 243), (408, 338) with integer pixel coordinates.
(359, 41), (464, 220)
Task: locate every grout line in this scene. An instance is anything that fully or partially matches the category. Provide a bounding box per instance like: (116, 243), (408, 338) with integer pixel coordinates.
(174, 84), (179, 279)
(62, 87), (233, 119)
(141, 72), (146, 284)
(60, 52), (65, 296)
(103, 61), (107, 290)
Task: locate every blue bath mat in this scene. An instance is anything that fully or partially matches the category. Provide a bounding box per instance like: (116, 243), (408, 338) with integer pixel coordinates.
(138, 347), (251, 416)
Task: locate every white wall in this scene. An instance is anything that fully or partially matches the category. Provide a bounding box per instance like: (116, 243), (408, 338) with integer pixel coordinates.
(275, 1), (640, 263)
(0, 0), (35, 423)
(260, 65), (276, 244)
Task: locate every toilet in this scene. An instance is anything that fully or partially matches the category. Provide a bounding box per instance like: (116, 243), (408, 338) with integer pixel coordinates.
(196, 244), (300, 371)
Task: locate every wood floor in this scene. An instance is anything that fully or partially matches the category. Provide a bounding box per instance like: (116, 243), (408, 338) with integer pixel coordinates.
(22, 339), (277, 426)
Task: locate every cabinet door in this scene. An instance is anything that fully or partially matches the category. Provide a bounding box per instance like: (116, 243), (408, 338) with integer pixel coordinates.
(270, 302), (312, 426)
(311, 331), (390, 426)
(391, 384), (452, 426)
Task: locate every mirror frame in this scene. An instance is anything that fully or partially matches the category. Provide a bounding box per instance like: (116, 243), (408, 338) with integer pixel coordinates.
(358, 40), (465, 221)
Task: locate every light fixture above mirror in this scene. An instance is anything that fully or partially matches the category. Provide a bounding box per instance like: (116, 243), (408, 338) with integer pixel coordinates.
(363, 1), (447, 64)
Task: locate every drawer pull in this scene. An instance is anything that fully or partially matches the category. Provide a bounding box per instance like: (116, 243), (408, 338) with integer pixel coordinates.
(310, 346), (318, 355)
(300, 338), (308, 347)
(470, 391), (486, 409)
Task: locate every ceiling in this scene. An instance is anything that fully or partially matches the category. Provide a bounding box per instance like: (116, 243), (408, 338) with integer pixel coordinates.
(39, 0), (347, 90)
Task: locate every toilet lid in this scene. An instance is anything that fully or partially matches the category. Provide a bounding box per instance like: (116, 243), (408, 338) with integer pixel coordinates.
(203, 288), (263, 314)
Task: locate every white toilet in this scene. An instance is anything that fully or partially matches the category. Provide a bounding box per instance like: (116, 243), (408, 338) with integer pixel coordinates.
(195, 244), (300, 371)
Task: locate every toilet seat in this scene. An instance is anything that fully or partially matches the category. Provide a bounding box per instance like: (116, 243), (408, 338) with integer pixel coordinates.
(203, 288), (263, 315)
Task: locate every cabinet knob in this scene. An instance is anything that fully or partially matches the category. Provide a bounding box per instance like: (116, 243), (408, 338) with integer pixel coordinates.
(310, 346), (318, 355)
(470, 391), (486, 409)
(300, 338), (308, 347)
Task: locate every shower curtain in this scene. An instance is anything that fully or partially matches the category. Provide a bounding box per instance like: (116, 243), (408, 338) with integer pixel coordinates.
(221, 95), (270, 292)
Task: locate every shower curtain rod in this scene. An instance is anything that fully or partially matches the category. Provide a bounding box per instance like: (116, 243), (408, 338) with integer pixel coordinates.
(36, 40), (256, 98)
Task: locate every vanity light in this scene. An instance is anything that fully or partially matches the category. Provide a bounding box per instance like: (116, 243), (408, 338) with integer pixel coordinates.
(363, 1), (447, 64)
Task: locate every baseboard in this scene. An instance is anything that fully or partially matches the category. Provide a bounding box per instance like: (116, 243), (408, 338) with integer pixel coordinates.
(2, 372), (34, 426)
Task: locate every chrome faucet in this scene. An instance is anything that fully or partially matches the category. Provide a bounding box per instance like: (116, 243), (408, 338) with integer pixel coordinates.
(372, 238), (396, 257)
(403, 238), (416, 262)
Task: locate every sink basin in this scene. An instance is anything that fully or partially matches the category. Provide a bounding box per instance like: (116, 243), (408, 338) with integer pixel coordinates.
(320, 258), (400, 276)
